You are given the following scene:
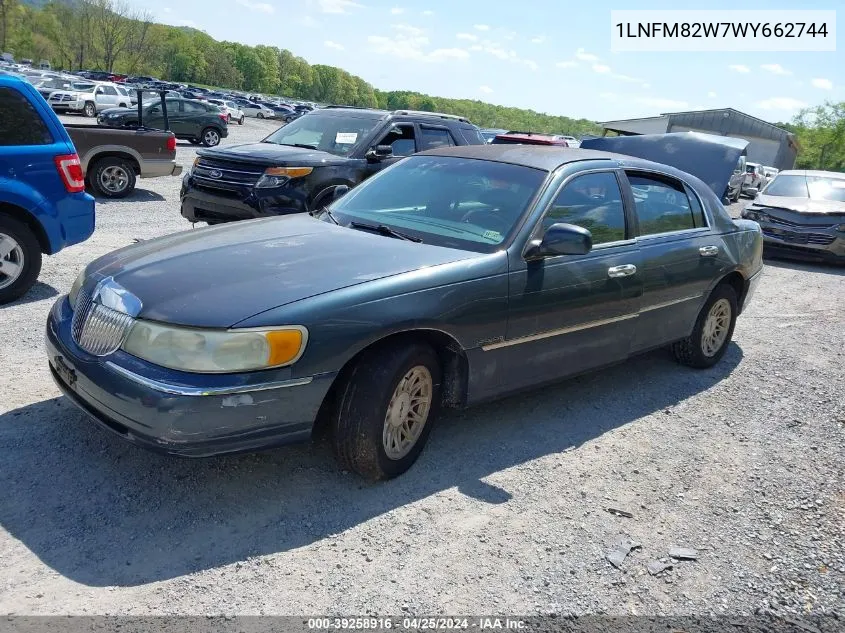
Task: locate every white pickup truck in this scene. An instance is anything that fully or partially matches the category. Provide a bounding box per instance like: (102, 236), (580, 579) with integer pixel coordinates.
(47, 81), (133, 117)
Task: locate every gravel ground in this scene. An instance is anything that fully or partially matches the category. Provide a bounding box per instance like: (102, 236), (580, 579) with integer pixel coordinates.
(0, 118), (843, 618)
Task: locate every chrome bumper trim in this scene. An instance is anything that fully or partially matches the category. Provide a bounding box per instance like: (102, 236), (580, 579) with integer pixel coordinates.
(104, 361), (314, 396)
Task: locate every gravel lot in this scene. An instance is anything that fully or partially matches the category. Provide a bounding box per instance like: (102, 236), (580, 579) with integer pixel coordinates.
(1, 117), (843, 618)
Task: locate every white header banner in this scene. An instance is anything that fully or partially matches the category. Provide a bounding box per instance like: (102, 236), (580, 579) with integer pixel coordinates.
(610, 10), (836, 52)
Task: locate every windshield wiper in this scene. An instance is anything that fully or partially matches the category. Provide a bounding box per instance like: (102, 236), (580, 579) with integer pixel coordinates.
(311, 206), (340, 224)
(278, 142), (319, 150)
(349, 221), (422, 242)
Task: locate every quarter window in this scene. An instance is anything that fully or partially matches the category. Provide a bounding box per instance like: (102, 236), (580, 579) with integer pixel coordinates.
(627, 173), (697, 236)
(0, 87), (53, 145)
(182, 100), (207, 113)
(543, 172), (626, 245)
(419, 127), (456, 151)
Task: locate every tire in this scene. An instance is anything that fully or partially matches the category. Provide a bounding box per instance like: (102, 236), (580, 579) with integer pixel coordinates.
(201, 127), (221, 147)
(226, 114), (231, 124)
(83, 101), (96, 118)
(256, 112), (264, 119)
(331, 341), (442, 480)
(0, 215), (42, 305)
(238, 116), (244, 125)
(672, 284), (738, 369)
(89, 156), (136, 198)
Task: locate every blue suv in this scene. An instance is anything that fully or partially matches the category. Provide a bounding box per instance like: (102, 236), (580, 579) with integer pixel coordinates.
(0, 75), (95, 304)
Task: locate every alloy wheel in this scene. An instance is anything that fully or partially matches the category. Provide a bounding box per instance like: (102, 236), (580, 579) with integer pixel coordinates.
(99, 165), (130, 193)
(382, 366), (433, 460)
(0, 232), (25, 291)
(701, 298), (731, 357)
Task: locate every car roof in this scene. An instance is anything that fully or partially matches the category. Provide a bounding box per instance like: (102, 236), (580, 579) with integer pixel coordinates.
(419, 144), (627, 171)
(495, 133), (568, 145)
(776, 169), (845, 179)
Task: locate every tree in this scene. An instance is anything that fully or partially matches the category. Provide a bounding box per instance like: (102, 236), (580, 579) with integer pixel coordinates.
(791, 102), (845, 171)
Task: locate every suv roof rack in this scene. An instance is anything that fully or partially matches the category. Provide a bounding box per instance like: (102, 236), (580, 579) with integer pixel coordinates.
(393, 110), (470, 123)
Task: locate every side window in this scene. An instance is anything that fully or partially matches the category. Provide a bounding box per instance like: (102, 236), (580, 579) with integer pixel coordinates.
(101, 86), (118, 96)
(0, 87), (53, 146)
(378, 124), (416, 156)
(543, 171), (626, 245)
(182, 101), (207, 113)
(627, 173), (696, 236)
(419, 126), (456, 151)
(684, 184), (708, 228)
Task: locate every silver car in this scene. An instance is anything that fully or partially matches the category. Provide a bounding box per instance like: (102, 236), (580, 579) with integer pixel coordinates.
(741, 170), (845, 263)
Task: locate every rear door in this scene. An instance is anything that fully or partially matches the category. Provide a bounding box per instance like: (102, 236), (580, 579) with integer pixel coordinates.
(625, 170), (726, 353)
(418, 124), (458, 151)
(180, 100), (210, 136)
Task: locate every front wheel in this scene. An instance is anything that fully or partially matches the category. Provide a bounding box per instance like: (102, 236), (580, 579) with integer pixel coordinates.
(0, 215), (42, 305)
(331, 341), (441, 480)
(256, 112), (264, 119)
(672, 284), (738, 368)
(83, 101), (96, 118)
(201, 127), (221, 147)
(238, 116), (244, 125)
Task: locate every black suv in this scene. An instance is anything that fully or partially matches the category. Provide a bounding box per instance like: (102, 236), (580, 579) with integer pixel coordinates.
(180, 106), (487, 224)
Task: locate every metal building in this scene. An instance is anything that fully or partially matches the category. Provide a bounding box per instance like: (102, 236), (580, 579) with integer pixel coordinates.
(600, 108), (799, 171)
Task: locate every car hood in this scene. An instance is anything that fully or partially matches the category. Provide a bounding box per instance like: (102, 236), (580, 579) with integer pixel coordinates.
(84, 215), (477, 328)
(198, 142), (348, 167)
(754, 195), (845, 215)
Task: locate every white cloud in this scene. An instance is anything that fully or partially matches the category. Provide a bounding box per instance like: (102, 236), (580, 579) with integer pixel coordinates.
(456, 32), (478, 42)
(177, 18), (197, 26)
(324, 40), (344, 50)
(470, 38), (538, 71)
(531, 35), (546, 44)
(592, 64), (610, 74)
(474, 24), (490, 31)
(523, 59), (539, 71)
(811, 77), (833, 89)
(317, 0), (362, 14)
(368, 24), (468, 62)
(421, 9), (433, 15)
(636, 97), (689, 110)
(556, 60), (577, 68)
(729, 64), (750, 73)
(575, 48), (599, 62)
(707, 91), (717, 98)
(756, 97), (808, 111)
(761, 63), (791, 75)
(235, 0), (274, 12)
(479, 85), (493, 94)
(390, 7), (403, 14)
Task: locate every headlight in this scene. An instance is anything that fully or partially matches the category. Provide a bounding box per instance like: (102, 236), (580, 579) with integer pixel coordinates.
(255, 166), (313, 188)
(837, 224), (845, 232)
(743, 210), (760, 221)
(68, 269), (87, 308)
(122, 321), (308, 373)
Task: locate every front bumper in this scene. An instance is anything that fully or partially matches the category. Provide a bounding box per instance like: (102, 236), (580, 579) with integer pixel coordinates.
(46, 296), (336, 457)
(180, 174), (307, 223)
(140, 159), (183, 179)
(51, 100), (85, 112)
(755, 223), (845, 262)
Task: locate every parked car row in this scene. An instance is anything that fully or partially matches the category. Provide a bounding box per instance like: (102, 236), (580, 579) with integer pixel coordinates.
(479, 128), (582, 147)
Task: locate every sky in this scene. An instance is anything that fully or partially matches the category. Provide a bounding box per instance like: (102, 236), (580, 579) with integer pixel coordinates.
(144, 0), (842, 123)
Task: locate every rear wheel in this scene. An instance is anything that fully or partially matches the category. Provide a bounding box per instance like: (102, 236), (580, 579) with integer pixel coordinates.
(331, 341), (441, 480)
(201, 127), (221, 147)
(90, 156), (136, 198)
(256, 112), (264, 119)
(672, 284), (738, 369)
(0, 215), (42, 305)
(238, 116), (244, 125)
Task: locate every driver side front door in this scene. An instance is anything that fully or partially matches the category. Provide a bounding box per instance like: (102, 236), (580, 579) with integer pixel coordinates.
(497, 169), (643, 393)
(364, 122), (417, 177)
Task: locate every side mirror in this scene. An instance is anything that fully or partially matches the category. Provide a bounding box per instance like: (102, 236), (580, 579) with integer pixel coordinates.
(525, 222), (592, 260)
(366, 144), (394, 162)
(331, 185), (350, 202)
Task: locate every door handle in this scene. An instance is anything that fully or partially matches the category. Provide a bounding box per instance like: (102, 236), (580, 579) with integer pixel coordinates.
(699, 245), (720, 257)
(608, 264), (637, 278)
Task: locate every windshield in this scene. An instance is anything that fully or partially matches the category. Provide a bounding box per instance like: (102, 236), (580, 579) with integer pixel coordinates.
(327, 155), (547, 253)
(763, 174), (845, 202)
(71, 82), (95, 91)
(263, 111), (384, 156)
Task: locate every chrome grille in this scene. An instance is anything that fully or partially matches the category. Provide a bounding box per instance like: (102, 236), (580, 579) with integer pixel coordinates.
(74, 304), (135, 356)
(763, 229), (836, 246)
(192, 158), (264, 191)
(71, 282), (137, 356)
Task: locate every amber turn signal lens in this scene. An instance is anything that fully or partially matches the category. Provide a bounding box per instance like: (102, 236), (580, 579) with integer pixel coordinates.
(264, 166), (313, 178)
(265, 329), (305, 366)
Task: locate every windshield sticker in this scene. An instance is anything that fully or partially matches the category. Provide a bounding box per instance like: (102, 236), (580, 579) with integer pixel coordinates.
(335, 132), (358, 144)
(482, 230), (502, 241)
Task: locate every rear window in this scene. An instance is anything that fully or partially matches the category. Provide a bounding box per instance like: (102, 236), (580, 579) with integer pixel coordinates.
(0, 87), (53, 145)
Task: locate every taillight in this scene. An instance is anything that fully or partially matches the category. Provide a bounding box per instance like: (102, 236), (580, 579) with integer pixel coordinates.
(54, 154), (85, 193)
(219, 114), (228, 123)
(166, 135), (176, 151)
